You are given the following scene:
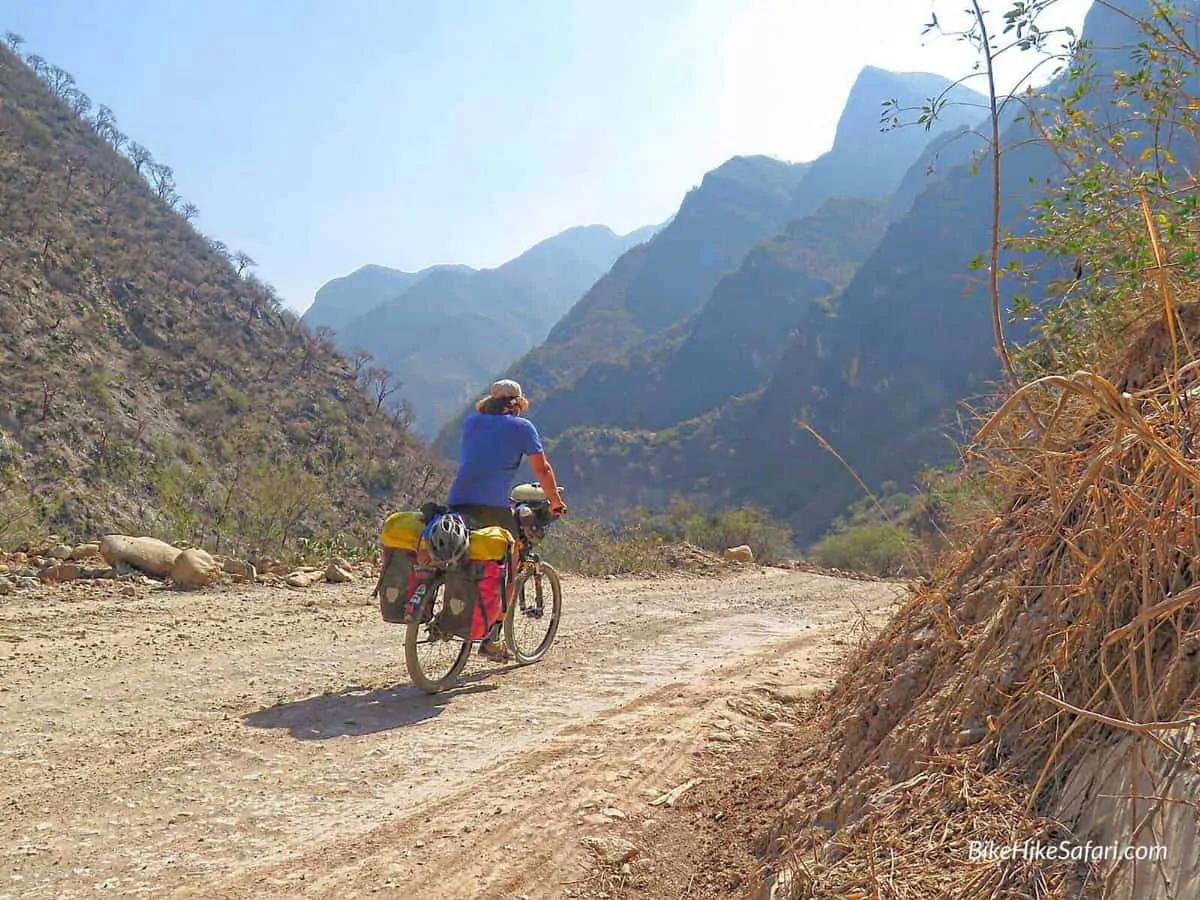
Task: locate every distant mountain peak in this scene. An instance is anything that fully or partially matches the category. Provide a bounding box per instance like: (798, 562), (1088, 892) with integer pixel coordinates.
(832, 66), (986, 152)
(315, 222), (656, 436)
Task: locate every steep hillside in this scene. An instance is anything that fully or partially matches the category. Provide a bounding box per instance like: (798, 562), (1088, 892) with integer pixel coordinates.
(0, 43), (449, 549)
(527, 196), (893, 438)
(542, 0), (1168, 546)
(509, 155), (811, 393)
(321, 223), (656, 436)
(435, 69), (984, 458)
(546, 138), (1055, 541)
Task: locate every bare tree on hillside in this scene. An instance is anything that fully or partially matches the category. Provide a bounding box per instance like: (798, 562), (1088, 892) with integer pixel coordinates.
(233, 251), (256, 276)
(97, 167), (120, 202)
(208, 238), (230, 260)
(312, 325), (336, 352)
(90, 106), (126, 150)
(127, 142), (153, 175)
(150, 163), (175, 200)
(24, 54), (45, 76)
(362, 366), (401, 415)
(4, 32), (24, 53)
(40, 378), (57, 421)
(67, 89), (91, 117)
(180, 202), (199, 222)
(350, 346), (372, 376)
(92, 104), (116, 136)
(45, 65), (75, 98)
(298, 333), (320, 376)
(63, 157), (80, 193)
(258, 280), (284, 318)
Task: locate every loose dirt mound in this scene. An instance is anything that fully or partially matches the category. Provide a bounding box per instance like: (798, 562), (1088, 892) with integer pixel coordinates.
(721, 310), (1200, 899)
(659, 541), (731, 575)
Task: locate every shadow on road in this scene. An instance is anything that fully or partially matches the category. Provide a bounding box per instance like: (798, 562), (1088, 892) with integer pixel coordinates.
(241, 676), (503, 740)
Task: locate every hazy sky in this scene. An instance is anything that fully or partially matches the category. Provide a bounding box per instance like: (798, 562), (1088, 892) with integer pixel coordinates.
(3, 0), (1092, 313)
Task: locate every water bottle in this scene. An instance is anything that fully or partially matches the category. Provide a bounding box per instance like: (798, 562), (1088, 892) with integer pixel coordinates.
(406, 579), (427, 618)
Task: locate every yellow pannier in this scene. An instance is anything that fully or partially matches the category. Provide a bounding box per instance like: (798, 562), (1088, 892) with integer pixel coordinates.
(380, 511), (513, 562)
(467, 525), (513, 561)
(380, 510), (424, 550)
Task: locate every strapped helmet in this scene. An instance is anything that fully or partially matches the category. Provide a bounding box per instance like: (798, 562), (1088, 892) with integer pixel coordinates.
(423, 512), (470, 566)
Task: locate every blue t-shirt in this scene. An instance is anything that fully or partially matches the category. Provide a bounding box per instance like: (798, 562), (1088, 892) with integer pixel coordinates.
(447, 412), (544, 508)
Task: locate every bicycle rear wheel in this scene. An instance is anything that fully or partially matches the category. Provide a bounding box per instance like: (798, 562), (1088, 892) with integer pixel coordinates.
(503, 562), (562, 665)
(404, 577), (472, 693)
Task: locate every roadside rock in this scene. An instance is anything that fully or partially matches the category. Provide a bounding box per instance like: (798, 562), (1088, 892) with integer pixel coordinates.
(0, 576), (13, 595)
(724, 545), (755, 563)
(326, 558), (356, 583)
(70, 543), (102, 561)
(286, 568), (324, 588)
(100, 535), (182, 577)
(768, 683), (827, 704)
(171, 548), (221, 589)
(580, 836), (640, 866)
(46, 544), (73, 560)
(39, 563), (81, 584)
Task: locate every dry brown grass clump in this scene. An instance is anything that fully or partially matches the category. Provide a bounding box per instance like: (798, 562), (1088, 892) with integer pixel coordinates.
(744, 299), (1200, 899)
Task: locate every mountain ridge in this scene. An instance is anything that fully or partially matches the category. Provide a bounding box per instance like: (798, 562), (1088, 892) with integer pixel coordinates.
(434, 66), (988, 460)
(317, 222), (660, 436)
(535, 0), (1179, 545)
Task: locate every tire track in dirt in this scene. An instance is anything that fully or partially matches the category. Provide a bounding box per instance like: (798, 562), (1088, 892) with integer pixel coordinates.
(1, 568), (903, 899)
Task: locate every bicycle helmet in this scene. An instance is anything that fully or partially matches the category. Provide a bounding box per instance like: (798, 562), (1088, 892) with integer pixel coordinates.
(424, 512), (470, 566)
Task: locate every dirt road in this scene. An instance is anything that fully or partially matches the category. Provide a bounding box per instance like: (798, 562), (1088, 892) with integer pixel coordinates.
(1, 565), (903, 899)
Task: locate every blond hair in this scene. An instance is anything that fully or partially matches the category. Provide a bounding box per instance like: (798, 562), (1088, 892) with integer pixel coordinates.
(475, 395), (530, 415)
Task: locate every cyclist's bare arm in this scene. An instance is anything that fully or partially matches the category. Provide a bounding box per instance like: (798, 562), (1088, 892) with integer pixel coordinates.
(528, 453), (566, 515)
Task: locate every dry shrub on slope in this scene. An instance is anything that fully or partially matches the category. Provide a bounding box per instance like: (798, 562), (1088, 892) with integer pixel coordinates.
(740, 300), (1200, 899)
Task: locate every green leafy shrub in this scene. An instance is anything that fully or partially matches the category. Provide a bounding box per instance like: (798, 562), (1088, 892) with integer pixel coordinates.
(811, 523), (918, 576)
(659, 499), (795, 563)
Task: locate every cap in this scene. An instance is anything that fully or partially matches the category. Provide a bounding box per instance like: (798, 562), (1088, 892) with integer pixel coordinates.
(489, 379), (524, 399)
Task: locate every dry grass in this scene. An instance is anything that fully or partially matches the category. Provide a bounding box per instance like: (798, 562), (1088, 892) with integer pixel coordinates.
(737, 203), (1200, 897)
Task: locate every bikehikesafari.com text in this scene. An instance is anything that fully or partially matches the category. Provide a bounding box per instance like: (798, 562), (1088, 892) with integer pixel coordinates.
(969, 840), (1167, 863)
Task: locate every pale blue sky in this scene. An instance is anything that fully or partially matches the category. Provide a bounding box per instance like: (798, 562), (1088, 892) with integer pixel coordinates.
(2, 0), (1092, 313)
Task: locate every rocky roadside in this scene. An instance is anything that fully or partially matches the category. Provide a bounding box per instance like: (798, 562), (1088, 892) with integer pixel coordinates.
(0, 534), (374, 598)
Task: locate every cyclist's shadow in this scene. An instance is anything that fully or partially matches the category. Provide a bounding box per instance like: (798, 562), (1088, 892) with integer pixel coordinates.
(242, 671), (508, 740)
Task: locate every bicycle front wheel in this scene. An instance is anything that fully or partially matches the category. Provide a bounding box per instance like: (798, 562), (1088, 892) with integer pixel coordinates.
(503, 562), (562, 665)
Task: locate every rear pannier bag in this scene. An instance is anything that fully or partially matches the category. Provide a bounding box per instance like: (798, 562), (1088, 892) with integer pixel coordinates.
(376, 508), (514, 632)
(438, 560), (507, 640)
(374, 548), (433, 624)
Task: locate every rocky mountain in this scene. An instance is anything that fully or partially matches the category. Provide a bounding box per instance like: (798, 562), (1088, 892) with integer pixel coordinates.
(435, 68), (986, 459)
(482, 156), (814, 399)
(525, 195), (894, 438)
(313, 223), (658, 436)
(541, 0), (1179, 545)
(543, 129), (1054, 542)
(0, 42), (448, 549)
(790, 67), (985, 219)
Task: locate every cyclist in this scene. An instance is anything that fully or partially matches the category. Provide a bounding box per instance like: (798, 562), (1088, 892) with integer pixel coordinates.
(447, 379), (566, 660)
